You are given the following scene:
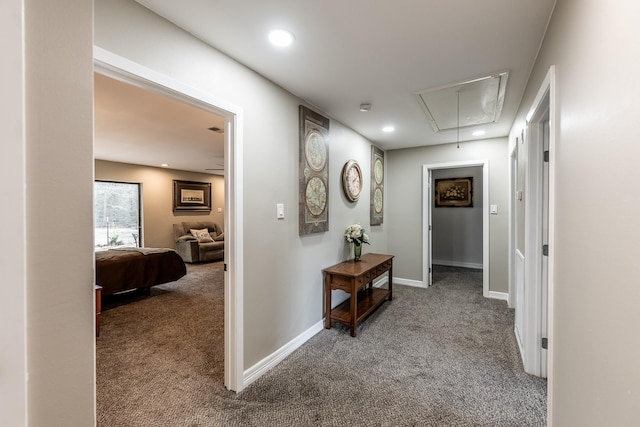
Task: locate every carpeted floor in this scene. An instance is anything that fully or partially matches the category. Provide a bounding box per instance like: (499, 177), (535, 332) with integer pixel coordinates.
(97, 263), (546, 426)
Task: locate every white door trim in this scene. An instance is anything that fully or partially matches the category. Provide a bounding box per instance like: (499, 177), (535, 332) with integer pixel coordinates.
(508, 140), (517, 309)
(422, 160), (489, 297)
(523, 66), (555, 384)
(93, 47), (245, 391)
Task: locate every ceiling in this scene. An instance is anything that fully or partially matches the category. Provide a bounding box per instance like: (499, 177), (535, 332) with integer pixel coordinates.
(95, 0), (556, 173)
(94, 73), (225, 174)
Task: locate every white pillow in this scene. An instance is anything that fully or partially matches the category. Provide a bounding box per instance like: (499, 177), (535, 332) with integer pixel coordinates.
(190, 228), (214, 243)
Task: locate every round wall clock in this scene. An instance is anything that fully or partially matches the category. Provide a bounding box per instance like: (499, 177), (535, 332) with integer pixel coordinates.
(342, 159), (362, 202)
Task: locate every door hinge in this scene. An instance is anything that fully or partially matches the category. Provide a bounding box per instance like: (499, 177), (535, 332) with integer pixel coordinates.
(429, 267), (432, 273)
(542, 244), (549, 256)
(429, 225), (432, 231)
(543, 150), (550, 162)
(541, 337), (548, 349)
(224, 263), (228, 272)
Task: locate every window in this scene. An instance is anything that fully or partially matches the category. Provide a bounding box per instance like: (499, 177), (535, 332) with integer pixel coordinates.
(94, 181), (141, 250)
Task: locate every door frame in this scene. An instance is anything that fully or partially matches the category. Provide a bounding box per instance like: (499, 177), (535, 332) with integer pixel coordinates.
(522, 66), (556, 381)
(93, 47), (245, 391)
(422, 159), (490, 296)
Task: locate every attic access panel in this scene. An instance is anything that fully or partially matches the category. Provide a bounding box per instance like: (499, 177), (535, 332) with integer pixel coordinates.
(415, 72), (508, 132)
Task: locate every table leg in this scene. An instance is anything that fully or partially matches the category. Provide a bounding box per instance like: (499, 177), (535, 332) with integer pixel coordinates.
(388, 265), (393, 301)
(324, 273), (332, 329)
(350, 282), (357, 337)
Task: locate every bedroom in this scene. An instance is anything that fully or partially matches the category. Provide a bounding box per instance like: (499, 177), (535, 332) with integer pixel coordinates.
(93, 72), (228, 409)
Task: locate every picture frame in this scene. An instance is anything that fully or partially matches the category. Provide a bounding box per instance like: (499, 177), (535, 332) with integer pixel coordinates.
(370, 146), (384, 225)
(173, 180), (212, 212)
(434, 177), (473, 207)
(299, 105), (330, 235)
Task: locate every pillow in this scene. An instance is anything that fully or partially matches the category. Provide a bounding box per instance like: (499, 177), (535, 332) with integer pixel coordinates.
(190, 228), (214, 243)
(214, 232), (224, 242)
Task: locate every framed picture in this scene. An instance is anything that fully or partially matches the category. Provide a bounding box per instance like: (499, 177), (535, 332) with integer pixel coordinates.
(434, 177), (473, 207)
(173, 180), (212, 212)
(299, 105), (330, 235)
(370, 146), (384, 225)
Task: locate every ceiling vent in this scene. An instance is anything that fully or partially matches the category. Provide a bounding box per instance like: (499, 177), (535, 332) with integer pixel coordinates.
(414, 71), (509, 132)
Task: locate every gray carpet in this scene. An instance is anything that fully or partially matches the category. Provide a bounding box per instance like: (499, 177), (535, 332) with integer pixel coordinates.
(97, 263), (546, 426)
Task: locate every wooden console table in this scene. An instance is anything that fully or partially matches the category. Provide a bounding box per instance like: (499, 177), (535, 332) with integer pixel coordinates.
(323, 253), (394, 337)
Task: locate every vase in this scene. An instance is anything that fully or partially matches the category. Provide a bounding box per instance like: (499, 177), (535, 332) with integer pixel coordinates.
(354, 243), (362, 262)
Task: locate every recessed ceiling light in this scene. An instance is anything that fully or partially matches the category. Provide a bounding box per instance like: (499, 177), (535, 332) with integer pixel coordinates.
(382, 126), (395, 133)
(472, 130), (486, 136)
(268, 29), (295, 47)
(161, 163), (169, 167)
(359, 103), (371, 112)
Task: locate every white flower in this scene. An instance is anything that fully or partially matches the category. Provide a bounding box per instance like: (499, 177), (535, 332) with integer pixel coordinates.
(344, 223), (371, 246)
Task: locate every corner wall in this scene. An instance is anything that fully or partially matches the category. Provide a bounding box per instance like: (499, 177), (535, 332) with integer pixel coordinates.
(95, 160), (224, 249)
(510, 0), (640, 424)
(387, 138), (509, 293)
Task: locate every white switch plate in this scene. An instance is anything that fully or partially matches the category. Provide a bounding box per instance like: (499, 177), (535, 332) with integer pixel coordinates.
(217, 207), (222, 213)
(276, 203), (285, 219)
(490, 205), (498, 214)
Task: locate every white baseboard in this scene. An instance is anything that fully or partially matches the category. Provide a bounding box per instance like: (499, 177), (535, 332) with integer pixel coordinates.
(432, 259), (483, 270)
(394, 277), (427, 288)
(243, 319), (324, 388)
(372, 275), (388, 288)
(488, 291), (509, 301)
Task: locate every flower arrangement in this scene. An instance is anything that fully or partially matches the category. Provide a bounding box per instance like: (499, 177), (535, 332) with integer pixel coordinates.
(344, 223), (370, 246)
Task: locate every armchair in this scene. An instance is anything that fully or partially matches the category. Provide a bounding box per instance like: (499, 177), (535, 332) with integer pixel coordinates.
(173, 221), (224, 263)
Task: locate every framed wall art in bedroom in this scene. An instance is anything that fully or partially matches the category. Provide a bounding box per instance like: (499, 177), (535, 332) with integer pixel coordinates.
(173, 180), (212, 212)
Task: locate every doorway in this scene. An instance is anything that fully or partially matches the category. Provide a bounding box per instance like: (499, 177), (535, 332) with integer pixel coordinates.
(93, 47), (244, 392)
(515, 66), (556, 379)
(422, 160), (490, 294)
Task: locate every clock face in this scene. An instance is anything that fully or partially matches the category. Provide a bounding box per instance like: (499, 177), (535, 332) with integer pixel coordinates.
(374, 158), (384, 184)
(342, 160), (362, 202)
(304, 130), (327, 171)
(374, 187), (383, 213)
(305, 176), (327, 216)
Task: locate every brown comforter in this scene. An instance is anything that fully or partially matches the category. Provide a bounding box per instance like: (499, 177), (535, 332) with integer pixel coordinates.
(95, 248), (187, 296)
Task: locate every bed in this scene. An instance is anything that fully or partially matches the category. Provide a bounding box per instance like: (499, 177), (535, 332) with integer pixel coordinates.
(95, 247), (187, 296)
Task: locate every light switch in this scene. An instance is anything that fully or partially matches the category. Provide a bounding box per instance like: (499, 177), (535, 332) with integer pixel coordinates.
(276, 203), (285, 219)
(217, 207), (222, 213)
(490, 205), (498, 214)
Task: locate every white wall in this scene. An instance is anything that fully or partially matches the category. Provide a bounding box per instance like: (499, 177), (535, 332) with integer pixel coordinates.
(510, 0), (640, 424)
(0, 0), (27, 425)
(432, 167), (483, 268)
(387, 138), (509, 293)
(95, 0), (387, 369)
(0, 0), (96, 425)
(95, 160), (225, 249)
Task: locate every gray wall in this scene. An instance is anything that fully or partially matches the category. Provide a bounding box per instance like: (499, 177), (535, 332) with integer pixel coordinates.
(386, 138), (509, 293)
(95, 0), (388, 369)
(510, 0), (640, 424)
(432, 167), (483, 268)
(95, 160), (225, 249)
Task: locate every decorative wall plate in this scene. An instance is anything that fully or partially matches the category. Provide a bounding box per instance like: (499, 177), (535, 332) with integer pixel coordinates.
(342, 159), (362, 202)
